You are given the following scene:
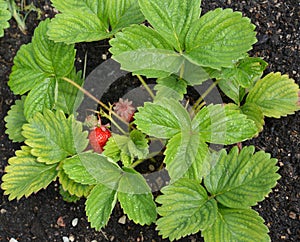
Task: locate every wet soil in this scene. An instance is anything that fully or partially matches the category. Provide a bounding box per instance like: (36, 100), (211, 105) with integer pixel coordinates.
(0, 0), (299, 241)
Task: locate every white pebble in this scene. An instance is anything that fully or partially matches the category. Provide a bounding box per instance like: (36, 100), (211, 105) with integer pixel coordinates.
(118, 215), (126, 224)
(9, 239), (18, 242)
(62, 236), (69, 242)
(0, 208), (7, 214)
(72, 218), (79, 227)
(69, 235), (75, 242)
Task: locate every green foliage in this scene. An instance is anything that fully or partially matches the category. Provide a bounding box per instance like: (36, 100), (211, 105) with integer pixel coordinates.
(1, 146), (58, 200)
(156, 146), (280, 241)
(4, 96), (27, 142)
(0, 0), (11, 37)
(48, 0), (144, 44)
(22, 109), (89, 164)
(2, 0), (300, 241)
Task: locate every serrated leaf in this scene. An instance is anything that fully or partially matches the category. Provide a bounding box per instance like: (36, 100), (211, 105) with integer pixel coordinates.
(138, 0), (201, 51)
(185, 8), (257, 70)
(86, 184), (118, 230)
(204, 146), (280, 208)
(58, 168), (92, 197)
(118, 168), (157, 225)
(154, 76), (187, 102)
(0, 0), (11, 37)
(79, 152), (123, 189)
(110, 24), (184, 78)
(202, 208), (270, 242)
(103, 134), (130, 162)
(192, 104), (258, 144)
(4, 96), (27, 142)
(156, 178), (218, 241)
(8, 19), (75, 95)
(23, 78), (56, 119)
(246, 72), (300, 118)
(218, 77), (245, 104)
(128, 130), (149, 160)
(181, 59), (210, 85)
(22, 109), (88, 164)
(134, 98), (191, 139)
(1, 146), (58, 200)
(62, 153), (98, 185)
(164, 131), (210, 181)
(59, 185), (81, 203)
(241, 102), (265, 133)
(48, 0), (144, 44)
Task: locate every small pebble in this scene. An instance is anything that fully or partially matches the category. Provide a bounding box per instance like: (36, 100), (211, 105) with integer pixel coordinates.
(69, 235), (75, 242)
(9, 239), (18, 242)
(118, 215), (126, 224)
(289, 211), (297, 220)
(72, 218), (79, 227)
(62, 236), (69, 242)
(0, 208), (7, 214)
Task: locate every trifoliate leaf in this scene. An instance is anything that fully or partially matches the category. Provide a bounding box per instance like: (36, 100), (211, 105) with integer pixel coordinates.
(192, 104), (258, 144)
(154, 76), (187, 102)
(86, 184), (118, 230)
(78, 152), (123, 190)
(22, 109), (88, 164)
(202, 208), (270, 242)
(246, 72), (300, 118)
(48, 0), (144, 44)
(164, 131), (210, 181)
(138, 0), (202, 51)
(8, 19), (75, 95)
(185, 8), (257, 70)
(241, 102), (265, 133)
(1, 146), (58, 200)
(156, 178), (218, 241)
(62, 153), (98, 185)
(110, 24), (184, 78)
(58, 168), (92, 198)
(118, 168), (157, 225)
(0, 0), (11, 37)
(204, 146), (280, 208)
(134, 98), (191, 139)
(4, 96), (27, 142)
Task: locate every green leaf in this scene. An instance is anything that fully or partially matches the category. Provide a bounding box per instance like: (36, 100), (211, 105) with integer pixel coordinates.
(138, 0), (201, 51)
(202, 208), (270, 242)
(204, 146), (280, 208)
(192, 104), (258, 144)
(241, 102), (265, 133)
(164, 131), (210, 181)
(218, 77), (245, 104)
(23, 78), (55, 119)
(103, 134), (130, 162)
(78, 152), (123, 189)
(154, 76), (187, 102)
(185, 8), (257, 70)
(22, 109), (88, 164)
(86, 184), (118, 230)
(0, 0), (11, 37)
(62, 153), (98, 185)
(156, 178), (218, 241)
(8, 19), (75, 95)
(56, 69), (84, 115)
(246, 72), (300, 118)
(181, 59), (210, 85)
(134, 98), (191, 139)
(59, 185), (81, 203)
(48, 0), (144, 44)
(58, 168), (92, 198)
(110, 24), (184, 78)
(1, 146), (58, 200)
(4, 96), (27, 142)
(118, 168), (157, 225)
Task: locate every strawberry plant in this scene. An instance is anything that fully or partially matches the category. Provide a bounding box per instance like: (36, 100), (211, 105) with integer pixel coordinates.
(2, 0), (300, 241)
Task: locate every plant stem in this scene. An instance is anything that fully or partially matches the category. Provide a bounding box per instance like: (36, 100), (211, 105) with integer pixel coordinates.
(130, 159), (144, 168)
(8, 0), (26, 34)
(62, 77), (128, 126)
(136, 75), (155, 99)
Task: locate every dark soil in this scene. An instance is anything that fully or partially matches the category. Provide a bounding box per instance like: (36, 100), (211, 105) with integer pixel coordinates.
(0, 0), (299, 241)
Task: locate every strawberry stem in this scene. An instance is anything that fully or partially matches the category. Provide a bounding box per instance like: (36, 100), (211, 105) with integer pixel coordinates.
(136, 75), (155, 99)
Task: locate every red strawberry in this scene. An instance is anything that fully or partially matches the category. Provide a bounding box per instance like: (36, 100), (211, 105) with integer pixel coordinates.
(88, 126), (111, 153)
